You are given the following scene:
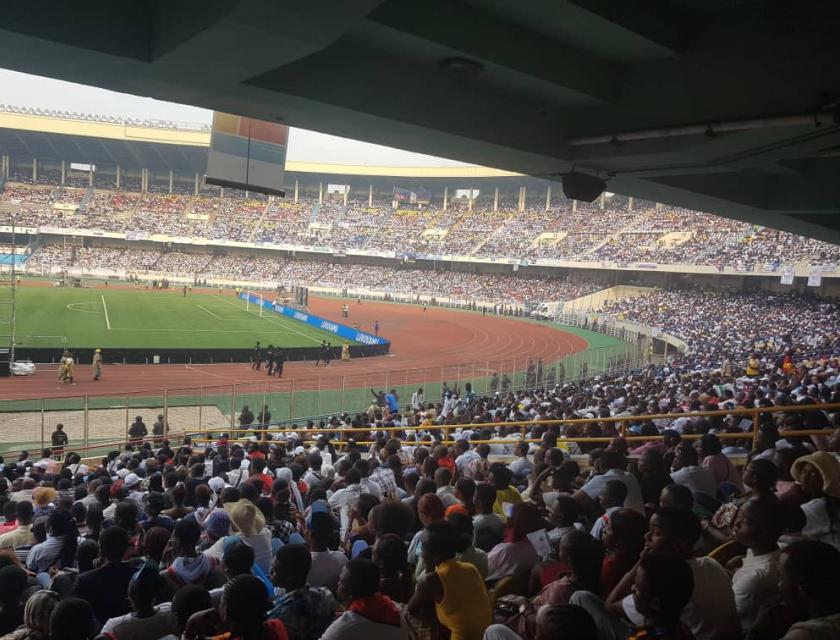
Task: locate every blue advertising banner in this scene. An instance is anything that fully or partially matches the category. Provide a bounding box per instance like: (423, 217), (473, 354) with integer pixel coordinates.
(239, 293), (390, 347)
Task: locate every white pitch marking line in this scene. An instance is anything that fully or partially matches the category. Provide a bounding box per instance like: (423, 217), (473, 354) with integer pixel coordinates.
(101, 294), (111, 330)
(197, 304), (224, 320)
(217, 296), (323, 344)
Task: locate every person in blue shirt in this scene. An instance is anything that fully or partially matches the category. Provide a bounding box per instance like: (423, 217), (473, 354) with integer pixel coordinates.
(385, 389), (399, 413)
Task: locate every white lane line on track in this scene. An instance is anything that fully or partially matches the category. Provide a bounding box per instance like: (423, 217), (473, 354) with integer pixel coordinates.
(101, 295), (111, 330)
(197, 304), (224, 320)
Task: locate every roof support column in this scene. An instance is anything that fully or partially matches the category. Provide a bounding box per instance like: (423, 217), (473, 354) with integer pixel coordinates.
(32, 158), (37, 183)
(628, 196), (634, 211)
(572, 199), (578, 212)
(368, 184), (373, 207)
(294, 179), (299, 203)
(89, 165), (94, 187)
(599, 192), (606, 209)
(169, 170), (174, 194)
(60, 161), (66, 185)
(318, 182), (323, 204)
(493, 187), (499, 212)
(343, 185), (349, 207)
(545, 185), (551, 211)
(468, 188), (474, 212)
(194, 172), (199, 196)
(116, 165), (120, 190)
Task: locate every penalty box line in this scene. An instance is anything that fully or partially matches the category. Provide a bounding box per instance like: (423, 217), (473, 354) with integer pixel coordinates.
(216, 297), (323, 345)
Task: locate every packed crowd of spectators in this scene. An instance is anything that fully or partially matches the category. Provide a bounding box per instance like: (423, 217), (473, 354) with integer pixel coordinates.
(0, 330), (838, 639)
(23, 245), (602, 304)
(3, 180), (840, 268)
(602, 288), (840, 367)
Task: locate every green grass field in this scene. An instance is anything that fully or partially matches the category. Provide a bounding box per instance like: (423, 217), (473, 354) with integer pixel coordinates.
(0, 286), (347, 349)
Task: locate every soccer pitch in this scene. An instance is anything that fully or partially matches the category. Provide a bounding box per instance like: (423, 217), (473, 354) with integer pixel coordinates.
(0, 286), (347, 349)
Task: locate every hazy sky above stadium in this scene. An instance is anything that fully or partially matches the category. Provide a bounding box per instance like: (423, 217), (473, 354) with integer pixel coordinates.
(0, 69), (474, 167)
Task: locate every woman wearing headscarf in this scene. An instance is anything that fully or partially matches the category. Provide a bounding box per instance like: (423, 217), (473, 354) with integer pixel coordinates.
(0, 590), (60, 640)
(275, 467), (304, 513)
(790, 451), (840, 550)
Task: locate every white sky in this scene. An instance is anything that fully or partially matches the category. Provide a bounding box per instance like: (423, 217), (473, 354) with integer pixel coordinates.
(0, 68), (474, 167)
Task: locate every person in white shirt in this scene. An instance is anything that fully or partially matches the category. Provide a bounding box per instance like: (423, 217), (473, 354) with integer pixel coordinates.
(670, 442), (718, 498)
(731, 498), (783, 632)
(308, 511), (349, 592)
(590, 480), (627, 541)
(574, 451), (644, 514)
(606, 506), (740, 640)
(433, 468), (459, 508)
(410, 388), (424, 410)
(328, 468), (365, 537)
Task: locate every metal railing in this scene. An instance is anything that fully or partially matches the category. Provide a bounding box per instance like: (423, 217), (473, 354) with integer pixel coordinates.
(187, 402), (839, 450)
(0, 340), (646, 458)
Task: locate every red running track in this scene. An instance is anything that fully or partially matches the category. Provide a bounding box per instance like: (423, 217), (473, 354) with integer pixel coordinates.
(0, 296), (588, 400)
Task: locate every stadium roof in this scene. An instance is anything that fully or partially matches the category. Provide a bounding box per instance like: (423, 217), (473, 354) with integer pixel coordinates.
(0, 1), (839, 241)
(0, 108), (524, 182)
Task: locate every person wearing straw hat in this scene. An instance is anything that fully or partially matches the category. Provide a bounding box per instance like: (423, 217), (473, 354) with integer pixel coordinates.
(92, 348), (103, 381)
(204, 499), (273, 574)
(791, 451), (840, 549)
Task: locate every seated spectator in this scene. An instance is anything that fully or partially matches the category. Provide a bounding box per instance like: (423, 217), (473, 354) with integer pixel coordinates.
(268, 544), (339, 640)
(6, 588), (60, 640)
(590, 480), (628, 541)
(109, 565), (178, 640)
(731, 498), (785, 632)
(408, 519), (492, 640)
(307, 511), (347, 591)
(489, 465), (522, 521)
(790, 452), (840, 549)
(607, 507), (740, 640)
(775, 539), (840, 639)
(186, 574), (288, 640)
(0, 565), (28, 635)
(636, 448), (674, 509)
(629, 553), (695, 640)
(601, 508), (648, 598)
(487, 502), (543, 581)
(71, 526), (136, 628)
(0, 501), (34, 549)
(576, 450), (644, 514)
(670, 443), (717, 499)
(448, 512), (488, 579)
(164, 518), (225, 593)
(373, 534), (414, 605)
(49, 597), (97, 640)
(322, 558), (407, 640)
(699, 434), (744, 493)
(474, 483), (505, 552)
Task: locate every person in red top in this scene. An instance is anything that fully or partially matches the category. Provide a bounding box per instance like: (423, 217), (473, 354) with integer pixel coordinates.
(601, 508), (647, 598)
(433, 445), (456, 475)
(250, 459), (274, 495)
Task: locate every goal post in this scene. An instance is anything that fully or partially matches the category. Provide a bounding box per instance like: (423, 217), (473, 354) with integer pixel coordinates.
(245, 290), (266, 316)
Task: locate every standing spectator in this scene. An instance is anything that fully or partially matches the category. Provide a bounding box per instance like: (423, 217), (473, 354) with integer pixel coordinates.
(51, 424), (68, 459)
(128, 416), (147, 445)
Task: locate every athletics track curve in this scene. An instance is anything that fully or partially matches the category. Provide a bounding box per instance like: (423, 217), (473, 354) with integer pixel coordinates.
(0, 295), (589, 401)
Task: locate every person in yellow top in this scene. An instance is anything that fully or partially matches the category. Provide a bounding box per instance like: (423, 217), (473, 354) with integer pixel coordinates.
(408, 520), (491, 640)
(341, 340), (350, 361)
(746, 354), (760, 377)
(489, 465), (522, 521)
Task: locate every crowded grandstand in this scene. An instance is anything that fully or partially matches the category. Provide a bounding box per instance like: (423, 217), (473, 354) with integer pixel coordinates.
(1, 102), (840, 640)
